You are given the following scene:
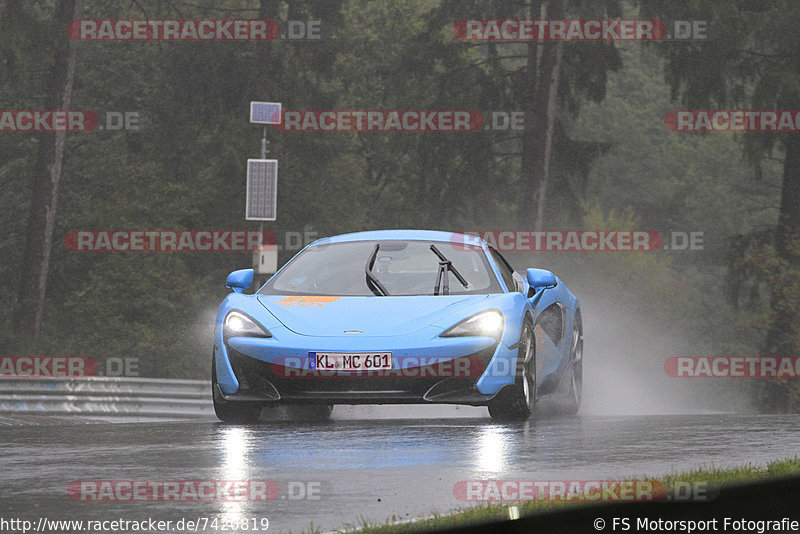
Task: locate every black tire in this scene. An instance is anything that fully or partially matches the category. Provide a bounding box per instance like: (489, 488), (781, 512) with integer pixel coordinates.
(285, 404), (334, 422)
(488, 319), (536, 422)
(212, 354), (262, 423)
(555, 315), (583, 416)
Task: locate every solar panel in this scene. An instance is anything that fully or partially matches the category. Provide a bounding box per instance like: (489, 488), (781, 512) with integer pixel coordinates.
(250, 102), (282, 124)
(246, 159), (278, 221)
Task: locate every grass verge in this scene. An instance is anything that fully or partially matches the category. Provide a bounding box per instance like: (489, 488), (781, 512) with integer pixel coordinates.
(310, 456), (800, 533)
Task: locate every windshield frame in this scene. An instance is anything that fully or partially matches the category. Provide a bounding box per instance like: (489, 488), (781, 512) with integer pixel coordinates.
(258, 239), (506, 296)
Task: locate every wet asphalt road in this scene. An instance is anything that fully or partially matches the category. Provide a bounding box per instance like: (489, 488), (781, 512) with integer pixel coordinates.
(2, 411), (800, 533)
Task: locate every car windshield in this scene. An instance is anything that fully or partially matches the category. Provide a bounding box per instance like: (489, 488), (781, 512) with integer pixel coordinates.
(260, 240), (504, 296)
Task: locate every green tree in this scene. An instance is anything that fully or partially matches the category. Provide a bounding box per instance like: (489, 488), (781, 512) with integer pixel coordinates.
(12, 0), (83, 345)
(640, 0), (800, 410)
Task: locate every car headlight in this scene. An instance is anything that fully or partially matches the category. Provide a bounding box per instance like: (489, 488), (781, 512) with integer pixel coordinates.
(441, 310), (504, 340)
(223, 311), (271, 341)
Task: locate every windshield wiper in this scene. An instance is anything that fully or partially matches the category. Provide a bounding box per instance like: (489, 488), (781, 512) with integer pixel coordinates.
(365, 243), (390, 296)
(430, 244), (469, 295)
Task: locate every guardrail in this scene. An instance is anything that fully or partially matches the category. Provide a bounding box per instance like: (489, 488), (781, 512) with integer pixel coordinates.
(0, 377), (214, 418)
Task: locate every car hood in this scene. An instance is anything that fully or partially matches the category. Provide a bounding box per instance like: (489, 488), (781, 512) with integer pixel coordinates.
(257, 294), (490, 337)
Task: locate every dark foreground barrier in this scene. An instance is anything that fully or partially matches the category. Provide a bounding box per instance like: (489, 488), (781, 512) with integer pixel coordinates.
(437, 475), (800, 534)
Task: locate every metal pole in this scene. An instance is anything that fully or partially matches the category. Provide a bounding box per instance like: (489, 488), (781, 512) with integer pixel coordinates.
(257, 127), (269, 282)
(259, 126), (268, 237)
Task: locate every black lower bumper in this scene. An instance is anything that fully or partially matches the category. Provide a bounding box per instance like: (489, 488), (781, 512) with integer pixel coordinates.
(219, 345), (502, 406)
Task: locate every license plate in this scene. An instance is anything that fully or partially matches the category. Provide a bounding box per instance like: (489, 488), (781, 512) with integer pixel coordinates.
(308, 352), (392, 371)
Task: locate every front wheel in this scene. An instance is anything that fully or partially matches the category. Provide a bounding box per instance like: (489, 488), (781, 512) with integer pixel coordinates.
(488, 320), (535, 422)
(212, 355), (262, 423)
(555, 318), (583, 416)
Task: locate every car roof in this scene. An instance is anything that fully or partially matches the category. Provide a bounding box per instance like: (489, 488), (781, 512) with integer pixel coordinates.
(308, 229), (487, 248)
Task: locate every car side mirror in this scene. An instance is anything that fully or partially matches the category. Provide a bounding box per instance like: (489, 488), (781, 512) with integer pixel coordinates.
(226, 269), (254, 293)
(526, 268), (557, 297)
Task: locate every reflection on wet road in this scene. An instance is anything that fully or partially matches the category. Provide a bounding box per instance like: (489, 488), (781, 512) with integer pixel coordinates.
(2, 412), (800, 532)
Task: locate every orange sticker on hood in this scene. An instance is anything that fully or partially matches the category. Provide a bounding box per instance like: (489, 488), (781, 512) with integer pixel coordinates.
(276, 296), (341, 307)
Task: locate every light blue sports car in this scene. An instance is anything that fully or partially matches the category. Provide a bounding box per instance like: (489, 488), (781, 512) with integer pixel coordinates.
(212, 229), (582, 422)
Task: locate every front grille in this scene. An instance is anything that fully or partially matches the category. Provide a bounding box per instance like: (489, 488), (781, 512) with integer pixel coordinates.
(226, 343), (497, 400)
